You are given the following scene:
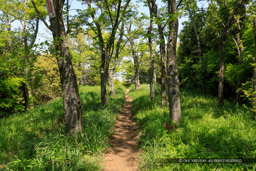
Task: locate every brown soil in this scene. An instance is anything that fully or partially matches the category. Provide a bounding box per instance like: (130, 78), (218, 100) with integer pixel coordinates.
(103, 89), (140, 171)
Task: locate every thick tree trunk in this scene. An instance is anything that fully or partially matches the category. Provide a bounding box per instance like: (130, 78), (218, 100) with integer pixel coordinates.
(50, 0), (83, 133)
(167, 0), (181, 123)
(253, 16), (256, 120)
(108, 68), (115, 97)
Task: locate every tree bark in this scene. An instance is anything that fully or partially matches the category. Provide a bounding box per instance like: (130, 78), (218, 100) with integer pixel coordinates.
(253, 16), (256, 120)
(167, 0), (181, 123)
(130, 39), (140, 90)
(147, 2), (155, 101)
(22, 3), (30, 111)
(149, 0), (167, 107)
(50, 0), (83, 133)
(218, 33), (225, 106)
(108, 68), (115, 96)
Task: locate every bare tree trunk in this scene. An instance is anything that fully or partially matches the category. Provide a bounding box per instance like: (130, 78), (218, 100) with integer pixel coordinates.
(134, 55), (140, 91)
(234, 16), (244, 104)
(218, 35), (225, 106)
(160, 39), (167, 107)
(100, 50), (108, 104)
(149, 0), (167, 107)
(50, 0), (83, 133)
(253, 16), (256, 120)
(187, 6), (202, 61)
(22, 0), (35, 111)
(130, 40), (140, 90)
(167, 0), (181, 123)
(23, 27), (30, 111)
(108, 22), (125, 97)
(147, 12), (155, 101)
(108, 68), (115, 96)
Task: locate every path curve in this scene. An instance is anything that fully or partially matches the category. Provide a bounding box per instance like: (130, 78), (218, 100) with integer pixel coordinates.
(103, 89), (139, 171)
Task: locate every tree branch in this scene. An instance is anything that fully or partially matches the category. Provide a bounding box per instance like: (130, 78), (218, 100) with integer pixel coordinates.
(104, 0), (114, 27)
(177, 0), (183, 9)
(31, 0), (52, 31)
(30, 17), (39, 47)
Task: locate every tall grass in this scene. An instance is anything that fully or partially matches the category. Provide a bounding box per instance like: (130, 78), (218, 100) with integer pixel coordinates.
(129, 84), (256, 170)
(0, 84), (125, 170)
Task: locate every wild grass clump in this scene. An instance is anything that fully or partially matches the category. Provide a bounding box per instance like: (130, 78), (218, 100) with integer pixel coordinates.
(129, 84), (256, 170)
(0, 85), (125, 170)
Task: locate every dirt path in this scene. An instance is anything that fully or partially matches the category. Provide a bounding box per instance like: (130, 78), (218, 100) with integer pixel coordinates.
(103, 89), (140, 171)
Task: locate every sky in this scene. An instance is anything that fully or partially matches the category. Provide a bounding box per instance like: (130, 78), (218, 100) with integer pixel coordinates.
(11, 0), (209, 45)
(10, 0), (208, 80)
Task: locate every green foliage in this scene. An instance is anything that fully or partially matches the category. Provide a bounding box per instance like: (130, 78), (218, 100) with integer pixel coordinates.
(0, 77), (25, 117)
(0, 85), (125, 170)
(33, 55), (62, 103)
(129, 85), (256, 170)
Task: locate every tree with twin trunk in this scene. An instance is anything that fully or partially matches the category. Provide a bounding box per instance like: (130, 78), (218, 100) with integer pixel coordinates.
(82, 0), (131, 104)
(32, 0), (83, 133)
(108, 22), (125, 97)
(147, 0), (167, 107)
(167, 0), (181, 123)
(123, 20), (141, 91)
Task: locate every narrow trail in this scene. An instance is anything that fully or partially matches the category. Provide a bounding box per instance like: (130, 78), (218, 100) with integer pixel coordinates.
(103, 89), (140, 171)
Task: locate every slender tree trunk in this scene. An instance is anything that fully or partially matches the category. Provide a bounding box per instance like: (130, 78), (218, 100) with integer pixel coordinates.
(50, 0), (83, 133)
(234, 16), (244, 104)
(188, 6), (202, 61)
(130, 40), (140, 90)
(134, 55), (140, 90)
(252, 16), (256, 120)
(22, 0), (33, 111)
(148, 16), (155, 101)
(217, 0), (246, 106)
(160, 37), (167, 107)
(167, 0), (181, 123)
(150, 0), (167, 107)
(21, 82), (28, 111)
(108, 22), (125, 97)
(218, 35), (225, 106)
(100, 49), (108, 104)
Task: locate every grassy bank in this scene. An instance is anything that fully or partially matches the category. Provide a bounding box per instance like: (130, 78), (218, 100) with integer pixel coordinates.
(0, 85), (125, 170)
(129, 84), (256, 170)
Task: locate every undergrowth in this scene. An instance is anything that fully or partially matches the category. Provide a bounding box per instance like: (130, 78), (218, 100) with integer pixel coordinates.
(129, 84), (256, 170)
(0, 84), (125, 170)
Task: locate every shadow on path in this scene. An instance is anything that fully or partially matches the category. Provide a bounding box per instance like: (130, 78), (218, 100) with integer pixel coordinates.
(103, 89), (140, 171)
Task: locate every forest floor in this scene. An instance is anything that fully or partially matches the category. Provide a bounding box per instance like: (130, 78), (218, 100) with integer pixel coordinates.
(103, 89), (140, 171)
